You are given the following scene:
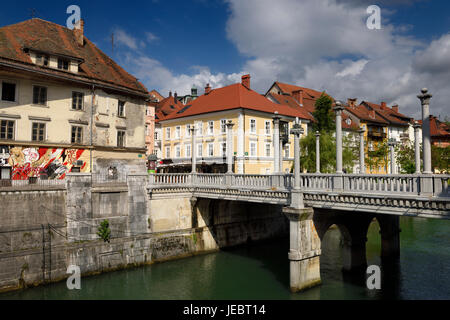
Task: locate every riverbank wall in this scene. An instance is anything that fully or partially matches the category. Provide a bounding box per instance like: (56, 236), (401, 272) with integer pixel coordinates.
(0, 174), (288, 293)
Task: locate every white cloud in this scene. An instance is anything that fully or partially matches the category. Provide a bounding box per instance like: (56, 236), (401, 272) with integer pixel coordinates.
(146, 32), (159, 43)
(336, 59), (369, 77)
(114, 28), (139, 50)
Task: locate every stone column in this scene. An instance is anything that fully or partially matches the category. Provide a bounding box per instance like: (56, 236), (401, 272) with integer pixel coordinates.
(413, 122), (421, 174)
(334, 101), (344, 174)
(388, 139), (397, 174)
(417, 88), (432, 174)
(189, 127), (196, 173)
(279, 138), (284, 173)
(290, 118), (304, 209)
(273, 112), (281, 174)
(283, 207), (321, 292)
(226, 120), (235, 174)
(358, 128), (365, 174)
(315, 131), (320, 173)
(237, 111), (245, 174)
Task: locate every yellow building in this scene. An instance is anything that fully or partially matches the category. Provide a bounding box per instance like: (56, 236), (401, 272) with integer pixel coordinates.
(156, 75), (312, 174)
(0, 18), (149, 180)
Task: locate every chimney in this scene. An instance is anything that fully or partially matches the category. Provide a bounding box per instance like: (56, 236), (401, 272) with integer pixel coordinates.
(191, 86), (198, 97)
(347, 98), (357, 108)
(74, 19), (84, 46)
(241, 74), (250, 89)
(292, 90), (303, 106)
(205, 83), (211, 95)
(169, 91), (172, 97)
(174, 92), (178, 101)
(381, 101), (387, 109)
(392, 104), (399, 113)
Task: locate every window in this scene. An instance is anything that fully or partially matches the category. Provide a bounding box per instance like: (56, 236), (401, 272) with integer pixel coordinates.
(166, 127), (171, 140)
(57, 58), (69, 70)
(1, 82), (16, 102)
(197, 144), (203, 157)
(265, 143), (271, 157)
(185, 144), (191, 158)
(175, 145), (181, 158)
(0, 120), (14, 140)
(72, 92), (83, 110)
(284, 145), (290, 158)
(250, 119), (256, 134)
(208, 121), (214, 135)
(154, 131), (159, 140)
(250, 142), (257, 157)
(186, 124), (191, 137)
(36, 54), (49, 67)
(196, 121), (203, 136)
(71, 126), (83, 144)
(221, 142), (227, 157)
(175, 126), (181, 139)
(265, 121), (271, 135)
(32, 122), (46, 141)
(117, 130), (126, 147)
(165, 147), (171, 158)
(221, 119), (227, 134)
(118, 100), (125, 117)
(208, 143), (214, 157)
(33, 85), (47, 105)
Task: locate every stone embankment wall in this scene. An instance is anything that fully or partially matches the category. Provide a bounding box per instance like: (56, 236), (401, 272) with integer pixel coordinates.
(0, 174), (288, 293)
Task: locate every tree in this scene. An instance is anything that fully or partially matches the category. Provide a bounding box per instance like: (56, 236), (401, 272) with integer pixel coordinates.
(432, 145), (450, 173)
(395, 142), (418, 174)
(366, 141), (389, 173)
(312, 92), (335, 133)
(300, 131), (358, 173)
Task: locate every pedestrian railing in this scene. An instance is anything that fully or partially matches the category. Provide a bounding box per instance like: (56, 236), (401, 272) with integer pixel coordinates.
(148, 172), (450, 198)
(0, 178), (66, 189)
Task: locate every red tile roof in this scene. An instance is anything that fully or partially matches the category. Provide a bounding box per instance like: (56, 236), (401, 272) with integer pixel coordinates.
(268, 93), (314, 121)
(0, 18), (148, 96)
(149, 90), (164, 102)
(425, 116), (450, 138)
(157, 82), (313, 122)
(345, 103), (389, 125)
(271, 81), (324, 100)
(362, 102), (411, 126)
(154, 96), (185, 117)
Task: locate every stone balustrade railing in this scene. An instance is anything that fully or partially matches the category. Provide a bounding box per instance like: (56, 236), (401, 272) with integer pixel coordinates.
(148, 173), (450, 198)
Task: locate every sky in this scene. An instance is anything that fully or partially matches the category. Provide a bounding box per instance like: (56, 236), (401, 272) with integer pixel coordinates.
(0, 0), (449, 119)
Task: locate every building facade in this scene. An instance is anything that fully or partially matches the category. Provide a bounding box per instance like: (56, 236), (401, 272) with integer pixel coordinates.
(0, 18), (149, 180)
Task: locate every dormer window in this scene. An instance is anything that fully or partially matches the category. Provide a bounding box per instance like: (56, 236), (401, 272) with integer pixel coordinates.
(36, 54), (49, 67)
(58, 58), (69, 71)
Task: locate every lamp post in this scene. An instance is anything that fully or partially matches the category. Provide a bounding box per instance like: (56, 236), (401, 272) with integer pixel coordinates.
(226, 120), (235, 174)
(273, 112), (281, 174)
(189, 126), (196, 173)
(290, 117), (304, 209)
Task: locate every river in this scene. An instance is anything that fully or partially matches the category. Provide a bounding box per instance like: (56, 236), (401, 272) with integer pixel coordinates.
(1, 216), (449, 300)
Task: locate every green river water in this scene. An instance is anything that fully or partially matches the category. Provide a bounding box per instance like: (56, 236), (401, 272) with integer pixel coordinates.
(1, 216), (449, 300)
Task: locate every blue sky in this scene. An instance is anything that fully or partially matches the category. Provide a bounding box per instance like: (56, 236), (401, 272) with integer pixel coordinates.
(1, 0), (449, 118)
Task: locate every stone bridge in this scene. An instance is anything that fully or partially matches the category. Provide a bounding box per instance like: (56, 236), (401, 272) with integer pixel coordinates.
(148, 172), (450, 292)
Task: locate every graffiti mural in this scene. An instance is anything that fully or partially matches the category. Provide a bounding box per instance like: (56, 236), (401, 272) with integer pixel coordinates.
(0, 146), (90, 180)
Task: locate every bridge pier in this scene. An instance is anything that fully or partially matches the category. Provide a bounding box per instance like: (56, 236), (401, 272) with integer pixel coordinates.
(377, 215), (401, 260)
(283, 207), (321, 292)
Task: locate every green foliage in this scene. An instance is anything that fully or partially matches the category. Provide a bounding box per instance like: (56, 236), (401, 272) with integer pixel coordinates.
(432, 145), (450, 172)
(300, 131), (357, 173)
(395, 142), (419, 174)
(312, 93), (335, 133)
(97, 220), (111, 243)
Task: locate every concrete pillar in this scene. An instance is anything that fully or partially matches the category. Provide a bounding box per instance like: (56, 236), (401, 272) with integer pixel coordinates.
(388, 139), (397, 174)
(417, 88), (432, 174)
(413, 122), (421, 174)
(290, 118), (304, 209)
(237, 111), (245, 174)
(378, 215), (401, 260)
(226, 120), (235, 174)
(273, 113), (281, 174)
(358, 128), (365, 174)
(283, 207), (321, 292)
(315, 131), (320, 173)
(189, 127), (196, 173)
(334, 101), (344, 174)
